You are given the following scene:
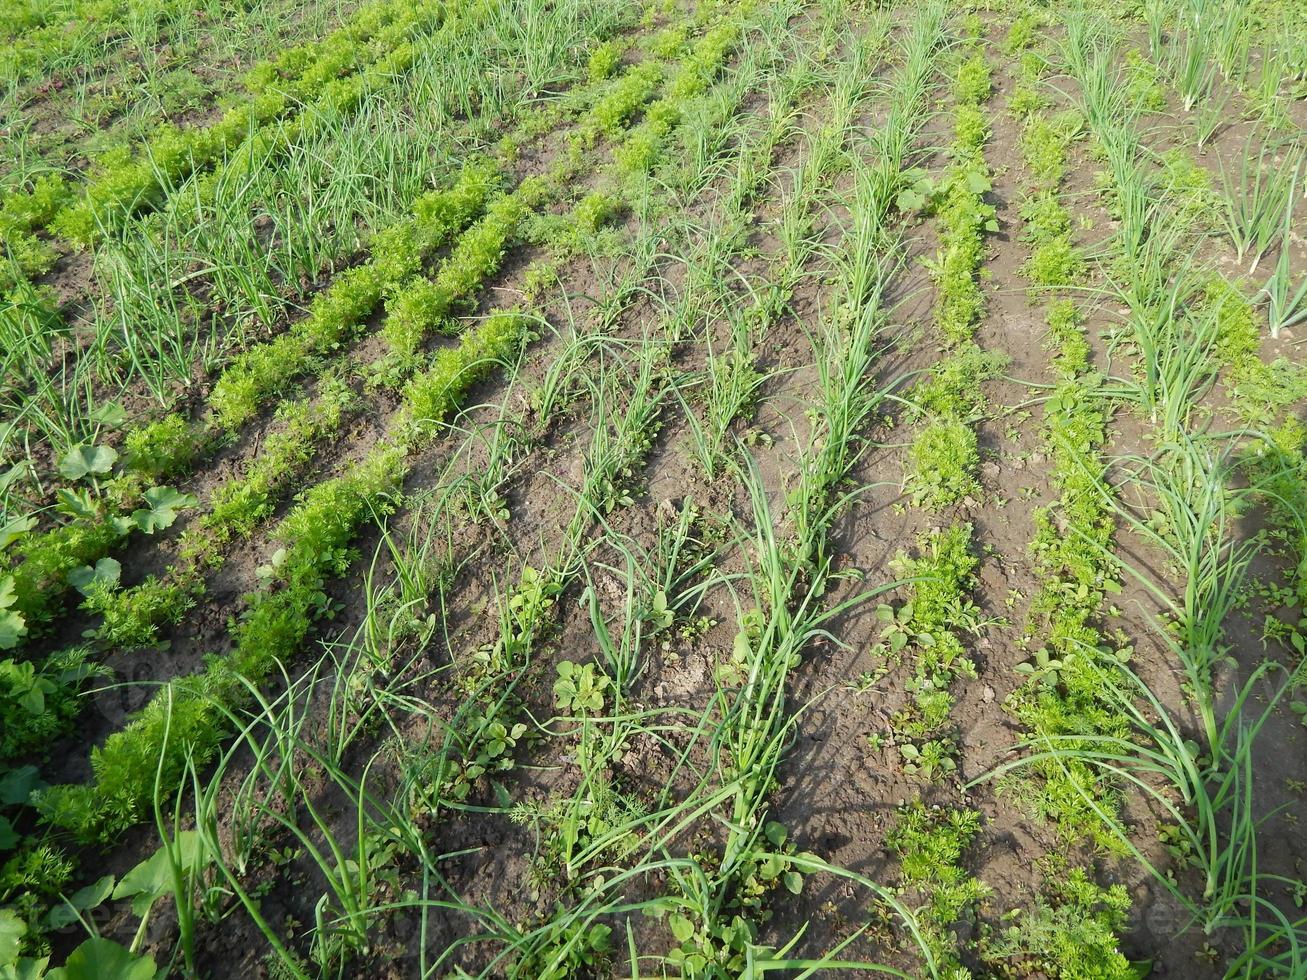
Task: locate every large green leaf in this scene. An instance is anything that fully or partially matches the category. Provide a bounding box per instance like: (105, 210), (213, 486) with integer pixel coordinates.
(46, 938), (155, 980)
(53, 488), (98, 521)
(131, 487), (197, 534)
(89, 401), (126, 428)
(0, 611), (24, 651)
(57, 445), (118, 482)
(0, 767), (41, 806)
(668, 913), (695, 943)
(45, 875), (115, 930)
(0, 463), (30, 498)
(0, 814), (18, 851)
(0, 517), (35, 552)
(2, 952), (51, 980)
(67, 559), (121, 597)
(113, 832), (204, 918)
(0, 909), (24, 967)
